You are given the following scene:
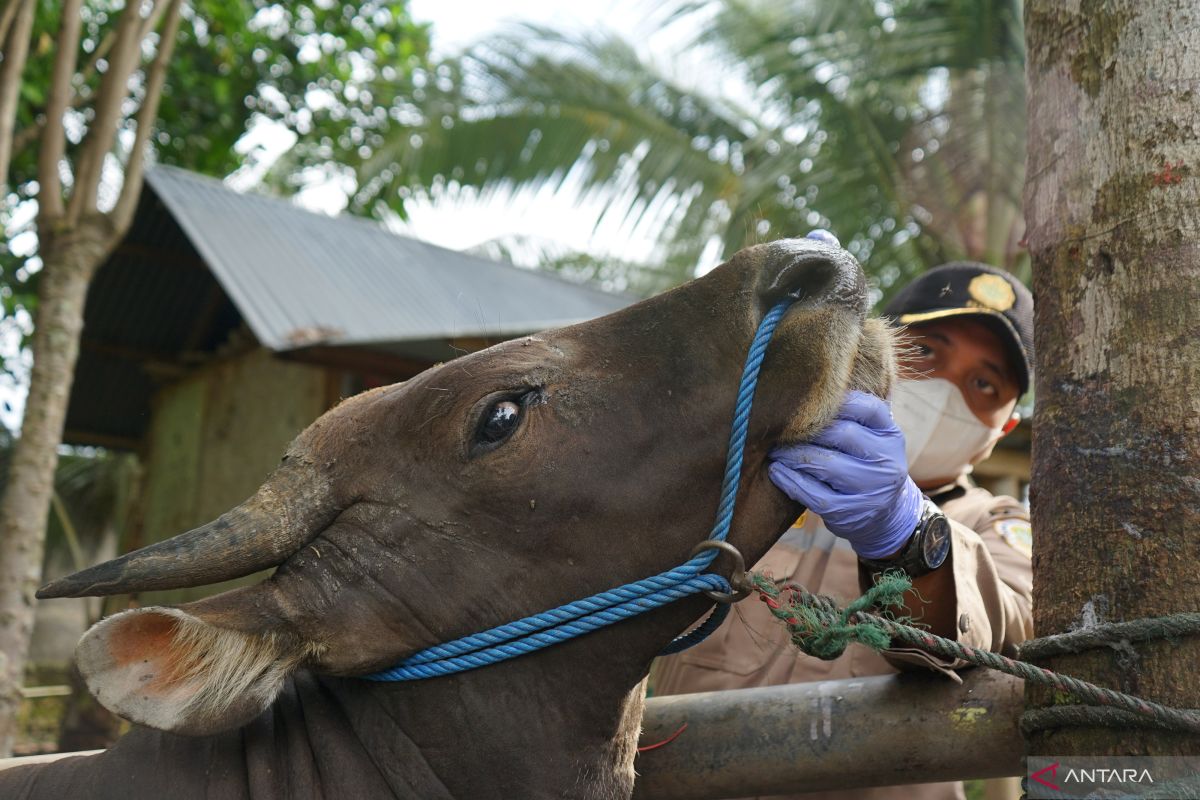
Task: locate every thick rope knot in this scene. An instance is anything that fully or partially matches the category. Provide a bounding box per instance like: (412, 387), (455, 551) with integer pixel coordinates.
(751, 571), (912, 660)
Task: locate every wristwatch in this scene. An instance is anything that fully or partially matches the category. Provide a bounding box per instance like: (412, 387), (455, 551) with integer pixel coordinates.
(859, 497), (951, 578)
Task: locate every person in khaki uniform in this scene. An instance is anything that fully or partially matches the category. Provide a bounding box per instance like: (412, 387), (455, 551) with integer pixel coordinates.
(654, 258), (1035, 800)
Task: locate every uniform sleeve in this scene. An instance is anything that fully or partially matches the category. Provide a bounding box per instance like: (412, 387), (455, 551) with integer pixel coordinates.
(860, 498), (1033, 679)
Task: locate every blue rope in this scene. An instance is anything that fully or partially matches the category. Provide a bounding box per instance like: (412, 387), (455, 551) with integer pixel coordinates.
(365, 300), (794, 681)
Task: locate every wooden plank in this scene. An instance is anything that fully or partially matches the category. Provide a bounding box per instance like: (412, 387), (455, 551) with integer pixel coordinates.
(280, 345), (432, 380)
(132, 348), (329, 607)
(113, 241), (207, 272)
(61, 429), (141, 451)
(19, 686), (71, 699)
(0, 750), (103, 772)
(974, 447), (1031, 482)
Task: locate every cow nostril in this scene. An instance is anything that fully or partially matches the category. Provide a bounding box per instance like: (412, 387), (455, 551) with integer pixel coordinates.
(756, 238), (867, 319)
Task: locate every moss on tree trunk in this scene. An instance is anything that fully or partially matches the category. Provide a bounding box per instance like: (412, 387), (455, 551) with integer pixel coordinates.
(1025, 0), (1200, 755)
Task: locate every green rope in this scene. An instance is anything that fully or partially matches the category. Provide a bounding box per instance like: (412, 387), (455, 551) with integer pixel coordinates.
(751, 572), (1200, 735)
(764, 571), (910, 660)
(1021, 705), (1200, 736)
(1018, 612), (1200, 660)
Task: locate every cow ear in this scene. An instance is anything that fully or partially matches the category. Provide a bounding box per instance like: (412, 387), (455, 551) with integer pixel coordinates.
(76, 605), (318, 735)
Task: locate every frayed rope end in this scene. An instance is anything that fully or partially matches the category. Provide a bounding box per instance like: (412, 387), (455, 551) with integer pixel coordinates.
(751, 570), (913, 660)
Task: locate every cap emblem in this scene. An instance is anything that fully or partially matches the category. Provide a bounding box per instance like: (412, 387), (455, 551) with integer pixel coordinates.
(967, 273), (1016, 312)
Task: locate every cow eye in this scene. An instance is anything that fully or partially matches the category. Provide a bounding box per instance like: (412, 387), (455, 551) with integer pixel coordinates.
(470, 389), (543, 455)
(478, 399), (522, 445)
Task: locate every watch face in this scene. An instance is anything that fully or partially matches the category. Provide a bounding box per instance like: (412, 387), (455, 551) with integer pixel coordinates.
(922, 515), (952, 569)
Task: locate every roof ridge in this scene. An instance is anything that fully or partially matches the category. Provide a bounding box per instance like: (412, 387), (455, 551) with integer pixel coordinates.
(145, 166), (633, 304)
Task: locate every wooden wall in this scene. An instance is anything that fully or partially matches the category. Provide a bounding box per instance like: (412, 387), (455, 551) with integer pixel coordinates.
(134, 348), (335, 606)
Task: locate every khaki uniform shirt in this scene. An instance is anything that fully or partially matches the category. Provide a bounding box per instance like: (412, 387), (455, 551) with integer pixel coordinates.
(652, 476), (1033, 800)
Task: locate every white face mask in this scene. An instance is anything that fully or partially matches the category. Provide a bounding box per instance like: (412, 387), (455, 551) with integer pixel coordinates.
(890, 378), (1007, 484)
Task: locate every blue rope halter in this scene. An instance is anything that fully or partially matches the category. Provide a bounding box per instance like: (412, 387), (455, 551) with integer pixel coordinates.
(364, 299), (794, 681)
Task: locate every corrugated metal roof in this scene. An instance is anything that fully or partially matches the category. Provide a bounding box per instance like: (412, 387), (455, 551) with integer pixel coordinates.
(145, 166), (632, 352)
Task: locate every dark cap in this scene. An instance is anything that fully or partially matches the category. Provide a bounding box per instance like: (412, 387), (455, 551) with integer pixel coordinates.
(882, 262), (1034, 395)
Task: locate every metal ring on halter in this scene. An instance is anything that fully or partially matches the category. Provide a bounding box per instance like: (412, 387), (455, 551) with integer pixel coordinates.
(689, 540), (753, 603)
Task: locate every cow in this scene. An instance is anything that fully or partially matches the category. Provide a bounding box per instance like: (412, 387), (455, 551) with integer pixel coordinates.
(1, 238), (894, 799)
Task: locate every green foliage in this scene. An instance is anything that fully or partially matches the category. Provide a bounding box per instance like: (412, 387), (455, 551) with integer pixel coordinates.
(468, 234), (685, 296)
(0, 426), (136, 571)
(6, 1), (429, 190)
(45, 448), (139, 572)
(1, 0), (431, 373)
(351, 0), (1026, 296)
(15, 692), (67, 755)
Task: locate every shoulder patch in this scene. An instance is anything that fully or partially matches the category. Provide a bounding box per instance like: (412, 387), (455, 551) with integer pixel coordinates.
(994, 518), (1032, 558)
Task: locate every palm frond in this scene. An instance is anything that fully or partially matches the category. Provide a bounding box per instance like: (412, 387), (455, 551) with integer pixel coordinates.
(352, 0), (1027, 291)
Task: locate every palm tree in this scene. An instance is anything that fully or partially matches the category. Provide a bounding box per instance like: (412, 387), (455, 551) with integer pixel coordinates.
(352, 0), (1026, 295)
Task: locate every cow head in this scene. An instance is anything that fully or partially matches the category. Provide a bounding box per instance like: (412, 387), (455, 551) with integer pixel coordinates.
(39, 239), (894, 736)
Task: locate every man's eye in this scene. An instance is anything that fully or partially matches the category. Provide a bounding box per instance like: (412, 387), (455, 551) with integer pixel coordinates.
(912, 342), (934, 359)
(479, 400), (522, 444)
(974, 377), (997, 396)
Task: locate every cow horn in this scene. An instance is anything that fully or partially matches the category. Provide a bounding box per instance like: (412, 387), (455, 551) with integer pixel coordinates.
(37, 462), (338, 599)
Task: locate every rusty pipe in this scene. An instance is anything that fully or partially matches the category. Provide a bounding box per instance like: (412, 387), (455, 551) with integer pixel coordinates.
(635, 669), (1023, 799)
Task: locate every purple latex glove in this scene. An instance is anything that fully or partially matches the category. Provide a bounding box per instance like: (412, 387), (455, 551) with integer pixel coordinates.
(768, 390), (922, 559)
(805, 229), (841, 247)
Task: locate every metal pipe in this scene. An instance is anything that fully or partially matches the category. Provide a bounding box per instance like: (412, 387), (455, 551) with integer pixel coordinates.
(635, 669), (1023, 799)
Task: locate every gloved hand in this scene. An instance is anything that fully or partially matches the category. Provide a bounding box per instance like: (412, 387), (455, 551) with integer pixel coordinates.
(768, 390), (922, 559)
(805, 229), (841, 247)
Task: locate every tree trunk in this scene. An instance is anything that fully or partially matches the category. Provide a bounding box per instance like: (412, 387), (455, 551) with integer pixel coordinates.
(1024, 0), (1200, 756)
(0, 218), (113, 756)
(0, 0), (34, 191)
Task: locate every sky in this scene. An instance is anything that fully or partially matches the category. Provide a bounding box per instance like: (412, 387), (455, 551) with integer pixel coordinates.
(289, 0), (686, 267)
